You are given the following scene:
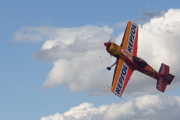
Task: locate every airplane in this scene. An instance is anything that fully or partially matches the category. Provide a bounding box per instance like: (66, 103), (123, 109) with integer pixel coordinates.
(104, 21), (175, 97)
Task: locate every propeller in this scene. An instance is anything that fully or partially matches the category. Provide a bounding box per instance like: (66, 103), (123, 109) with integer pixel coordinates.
(101, 38), (113, 58)
(100, 38), (111, 58)
(108, 38), (112, 43)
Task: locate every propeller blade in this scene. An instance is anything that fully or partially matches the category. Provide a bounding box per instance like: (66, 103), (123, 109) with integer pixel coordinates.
(108, 38), (112, 43)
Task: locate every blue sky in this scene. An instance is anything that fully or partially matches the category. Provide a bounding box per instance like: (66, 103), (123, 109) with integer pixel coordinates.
(1, 1), (180, 120)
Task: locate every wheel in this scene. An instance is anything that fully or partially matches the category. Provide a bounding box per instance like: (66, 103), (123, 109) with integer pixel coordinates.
(107, 67), (111, 70)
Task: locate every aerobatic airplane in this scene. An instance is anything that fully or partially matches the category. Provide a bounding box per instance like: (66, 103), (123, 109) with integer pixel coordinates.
(104, 21), (175, 97)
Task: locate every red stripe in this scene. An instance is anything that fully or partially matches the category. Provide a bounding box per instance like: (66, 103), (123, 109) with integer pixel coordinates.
(120, 67), (133, 97)
(133, 26), (138, 56)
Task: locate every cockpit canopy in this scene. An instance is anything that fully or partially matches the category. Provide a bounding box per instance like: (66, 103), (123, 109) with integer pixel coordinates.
(132, 56), (147, 68)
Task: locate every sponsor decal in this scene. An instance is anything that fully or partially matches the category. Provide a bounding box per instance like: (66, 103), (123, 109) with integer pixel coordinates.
(127, 23), (137, 54)
(120, 49), (133, 62)
(157, 64), (166, 91)
(121, 49), (129, 57)
(115, 63), (128, 96)
(160, 64), (165, 74)
(157, 78), (163, 90)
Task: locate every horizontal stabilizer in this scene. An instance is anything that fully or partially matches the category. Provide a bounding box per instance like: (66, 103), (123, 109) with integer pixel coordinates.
(156, 63), (175, 92)
(156, 77), (167, 93)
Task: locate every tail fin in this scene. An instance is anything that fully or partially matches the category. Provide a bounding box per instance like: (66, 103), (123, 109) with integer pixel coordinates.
(156, 63), (175, 92)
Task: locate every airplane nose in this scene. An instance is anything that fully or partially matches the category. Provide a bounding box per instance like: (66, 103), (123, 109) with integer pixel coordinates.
(104, 43), (110, 48)
(104, 43), (107, 46)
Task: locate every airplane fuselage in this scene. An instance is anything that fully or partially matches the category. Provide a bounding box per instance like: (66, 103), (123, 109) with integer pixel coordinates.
(105, 42), (159, 80)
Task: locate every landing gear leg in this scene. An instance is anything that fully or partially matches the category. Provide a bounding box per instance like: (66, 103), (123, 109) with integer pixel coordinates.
(107, 62), (116, 71)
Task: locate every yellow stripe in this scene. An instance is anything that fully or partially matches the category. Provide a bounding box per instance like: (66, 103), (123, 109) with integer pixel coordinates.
(111, 59), (124, 92)
(122, 21), (132, 50)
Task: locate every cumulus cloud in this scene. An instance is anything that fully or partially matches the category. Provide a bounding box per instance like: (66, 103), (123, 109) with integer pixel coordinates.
(40, 95), (180, 120)
(13, 26), (60, 42)
(13, 8), (180, 96)
(13, 25), (114, 95)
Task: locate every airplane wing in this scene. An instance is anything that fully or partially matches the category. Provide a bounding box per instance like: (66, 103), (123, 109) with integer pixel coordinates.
(120, 21), (138, 56)
(111, 58), (134, 97)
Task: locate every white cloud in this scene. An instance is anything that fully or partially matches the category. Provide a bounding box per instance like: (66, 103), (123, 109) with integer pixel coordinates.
(13, 26), (59, 42)
(40, 95), (180, 120)
(13, 8), (180, 96)
(27, 25), (114, 95)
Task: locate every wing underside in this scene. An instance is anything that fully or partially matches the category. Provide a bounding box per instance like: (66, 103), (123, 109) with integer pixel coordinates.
(120, 21), (138, 56)
(111, 59), (133, 97)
